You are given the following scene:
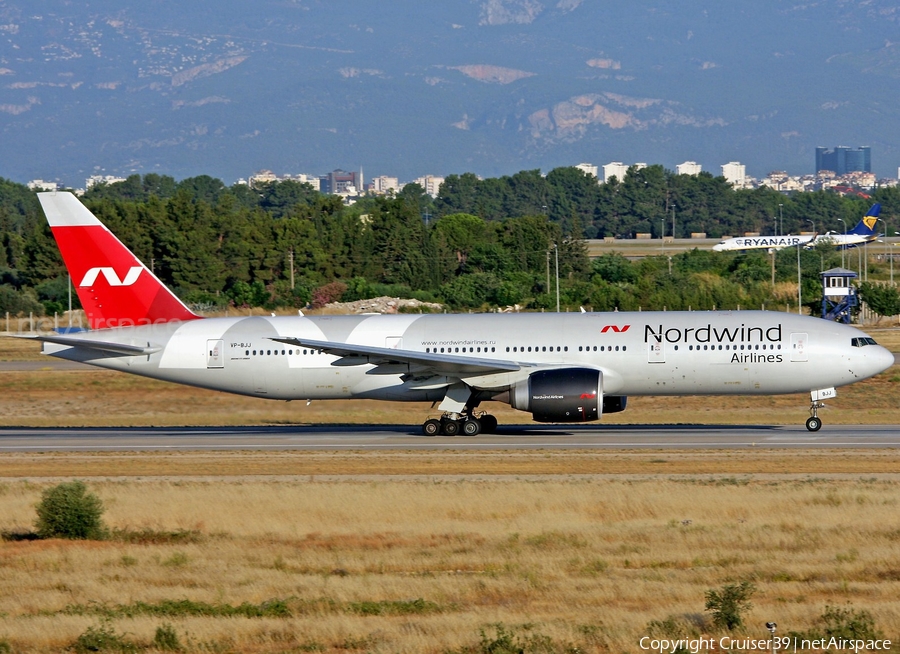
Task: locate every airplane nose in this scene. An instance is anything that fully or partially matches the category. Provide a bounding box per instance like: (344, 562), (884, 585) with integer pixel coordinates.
(870, 345), (895, 376)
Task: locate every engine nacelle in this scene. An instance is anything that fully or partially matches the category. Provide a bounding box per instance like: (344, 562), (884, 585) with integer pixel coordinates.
(510, 368), (602, 423)
(603, 395), (627, 414)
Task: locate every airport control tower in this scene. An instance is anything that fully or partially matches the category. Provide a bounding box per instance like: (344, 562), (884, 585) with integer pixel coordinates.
(820, 268), (858, 323)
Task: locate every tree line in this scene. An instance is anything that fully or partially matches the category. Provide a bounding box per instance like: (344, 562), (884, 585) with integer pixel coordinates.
(1, 167), (898, 319)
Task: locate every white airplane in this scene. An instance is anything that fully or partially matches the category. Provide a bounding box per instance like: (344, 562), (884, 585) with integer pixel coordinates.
(712, 234), (815, 252)
(20, 192), (894, 433)
(807, 203), (880, 249)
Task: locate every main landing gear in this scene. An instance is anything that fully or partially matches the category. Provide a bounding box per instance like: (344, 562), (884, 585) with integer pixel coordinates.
(422, 411), (498, 436)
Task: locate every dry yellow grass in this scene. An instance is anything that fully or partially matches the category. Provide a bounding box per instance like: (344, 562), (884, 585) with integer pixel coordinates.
(2, 449), (900, 478)
(1, 477), (898, 653)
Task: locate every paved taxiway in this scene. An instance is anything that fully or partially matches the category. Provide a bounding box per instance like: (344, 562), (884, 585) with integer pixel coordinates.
(0, 424), (898, 452)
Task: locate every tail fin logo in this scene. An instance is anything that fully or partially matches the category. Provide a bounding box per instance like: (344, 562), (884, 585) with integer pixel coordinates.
(79, 266), (143, 288)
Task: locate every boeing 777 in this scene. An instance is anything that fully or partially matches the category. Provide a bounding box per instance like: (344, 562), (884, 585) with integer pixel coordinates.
(20, 192), (894, 433)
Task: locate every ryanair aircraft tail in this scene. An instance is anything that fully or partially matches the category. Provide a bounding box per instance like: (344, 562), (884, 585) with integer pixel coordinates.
(849, 203), (881, 236)
(38, 192), (201, 330)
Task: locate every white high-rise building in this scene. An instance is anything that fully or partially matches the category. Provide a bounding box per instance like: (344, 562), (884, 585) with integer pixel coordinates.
(721, 162), (746, 187)
(412, 175), (445, 197)
(574, 163), (598, 179)
(603, 162), (628, 183)
(369, 175), (399, 194)
(602, 162), (646, 183)
(676, 161), (702, 176)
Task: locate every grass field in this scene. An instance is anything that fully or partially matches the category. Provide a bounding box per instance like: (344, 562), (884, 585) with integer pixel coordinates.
(1, 475), (899, 653)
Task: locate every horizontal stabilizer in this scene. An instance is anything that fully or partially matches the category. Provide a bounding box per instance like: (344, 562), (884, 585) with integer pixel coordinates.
(18, 334), (161, 357)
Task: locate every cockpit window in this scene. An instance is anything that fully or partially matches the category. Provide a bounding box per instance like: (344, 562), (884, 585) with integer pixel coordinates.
(851, 337), (879, 347)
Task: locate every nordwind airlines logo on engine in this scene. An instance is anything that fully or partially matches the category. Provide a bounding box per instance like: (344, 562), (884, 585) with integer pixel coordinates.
(79, 266), (143, 287)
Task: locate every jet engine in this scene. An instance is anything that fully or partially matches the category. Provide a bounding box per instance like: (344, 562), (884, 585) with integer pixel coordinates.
(508, 368), (606, 423)
(602, 395), (627, 414)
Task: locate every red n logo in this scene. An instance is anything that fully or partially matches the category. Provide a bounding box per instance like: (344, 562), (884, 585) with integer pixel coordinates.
(600, 324), (630, 333)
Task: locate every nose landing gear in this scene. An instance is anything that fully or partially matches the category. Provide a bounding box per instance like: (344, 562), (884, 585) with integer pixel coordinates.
(805, 388), (835, 432)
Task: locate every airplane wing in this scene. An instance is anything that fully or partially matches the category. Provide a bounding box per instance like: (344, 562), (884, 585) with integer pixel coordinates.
(270, 336), (525, 376)
(17, 334), (161, 357)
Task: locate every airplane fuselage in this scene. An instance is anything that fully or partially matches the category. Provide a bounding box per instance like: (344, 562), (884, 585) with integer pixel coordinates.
(42, 311), (893, 404)
(712, 235), (815, 252)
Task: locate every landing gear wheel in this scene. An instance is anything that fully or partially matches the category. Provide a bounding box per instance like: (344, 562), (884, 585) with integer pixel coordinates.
(806, 416), (822, 432)
(461, 419), (481, 436)
(441, 419), (460, 436)
(479, 414), (498, 434)
(423, 419), (441, 436)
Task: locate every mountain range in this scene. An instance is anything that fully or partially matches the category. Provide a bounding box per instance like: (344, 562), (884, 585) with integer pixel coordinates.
(1, 0), (899, 187)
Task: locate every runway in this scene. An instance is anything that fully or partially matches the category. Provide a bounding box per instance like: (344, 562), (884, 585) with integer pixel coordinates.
(0, 423), (898, 452)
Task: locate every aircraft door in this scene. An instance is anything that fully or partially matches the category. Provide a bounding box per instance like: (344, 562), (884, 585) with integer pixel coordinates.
(207, 339), (225, 368)
(790, 333), (808, 362)
(648, 338), (665, 363)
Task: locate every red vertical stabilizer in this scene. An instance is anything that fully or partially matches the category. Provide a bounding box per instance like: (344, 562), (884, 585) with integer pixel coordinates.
(38, 192), (201, 329)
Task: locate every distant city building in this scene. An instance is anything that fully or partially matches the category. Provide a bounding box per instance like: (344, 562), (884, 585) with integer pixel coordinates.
(602, 162), (645, 183)
(248, 170), (321, 191)
(320, 169), (363, 195)
(248, 170), (278, 187)
(761, 171), (803, 192)
(603, 162), (627, 183)
(288, 173), (321, 191)
(815, 146), (871, 175)
(27, 179), (58, 191)
(412, 175), (445, 197)
(368, 175), (400, 194)
(721, 162), (746, 188)
(85, 175), (127, 189)
(676, 161), (702, 176)
(574, 163), (598, 179)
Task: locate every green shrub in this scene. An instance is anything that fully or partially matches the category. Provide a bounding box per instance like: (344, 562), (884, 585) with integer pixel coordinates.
(346, 598), (441, 616)
(72, 622), (136, 653)
(705, 581), (755, 630)
(35, 481), (106, 540)
(445, 623), (577, 654)
(153, 623), (182, 651)
(788, 604), (885, 641)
